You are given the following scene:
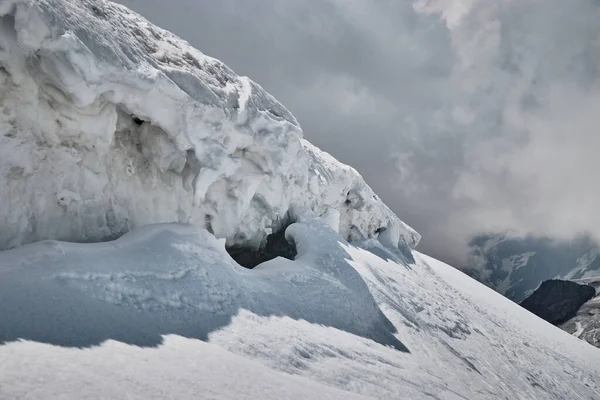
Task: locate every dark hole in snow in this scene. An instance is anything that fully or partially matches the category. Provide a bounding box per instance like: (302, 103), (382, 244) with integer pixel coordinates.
(344, 190), (352, 206)
(204, 215), (214, 235)
(133, 117), (144, 125)
(226, 224), (297, 269)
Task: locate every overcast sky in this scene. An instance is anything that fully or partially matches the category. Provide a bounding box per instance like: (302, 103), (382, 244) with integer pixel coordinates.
(117, 0), (600, 265)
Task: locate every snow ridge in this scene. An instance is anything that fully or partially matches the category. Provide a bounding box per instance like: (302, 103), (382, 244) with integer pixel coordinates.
(0, 0), (419, 250)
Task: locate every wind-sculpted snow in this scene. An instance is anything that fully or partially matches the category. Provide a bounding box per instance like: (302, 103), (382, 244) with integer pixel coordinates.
(0, 215), (406, 351)
(1, 218), (600, 399)
(0, 0), (419, 251)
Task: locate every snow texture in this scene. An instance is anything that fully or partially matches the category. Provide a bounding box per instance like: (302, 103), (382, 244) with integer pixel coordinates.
(0, 336), (367, 400)
(2, 1), (600, 399)
(1, 219), (600, 399)
(0, 0), (419, 251)
(561, 276), (600, 348)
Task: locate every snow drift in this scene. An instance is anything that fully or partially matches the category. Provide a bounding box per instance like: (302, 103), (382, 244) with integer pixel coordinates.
(2, 219), (600, 399)
(0, 0), (419, 251)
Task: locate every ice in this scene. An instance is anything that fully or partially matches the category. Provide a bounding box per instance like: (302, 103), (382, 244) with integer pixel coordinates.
(1, 217), (599, 398)
(0, 0), (419, 252)
(1, 1), (600, 398)
(0, 216), (404, 350)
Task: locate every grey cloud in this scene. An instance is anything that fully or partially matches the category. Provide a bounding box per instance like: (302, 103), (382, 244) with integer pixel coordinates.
(116, 0), (600, 266)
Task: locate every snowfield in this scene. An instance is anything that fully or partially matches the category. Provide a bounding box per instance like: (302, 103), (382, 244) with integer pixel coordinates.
(1, 219), (600, 399)
(0, 336), (368, 400)
(1, 0), (600, 399)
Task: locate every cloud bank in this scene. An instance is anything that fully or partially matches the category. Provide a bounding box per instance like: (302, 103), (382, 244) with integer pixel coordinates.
(117, 0), (600, 265)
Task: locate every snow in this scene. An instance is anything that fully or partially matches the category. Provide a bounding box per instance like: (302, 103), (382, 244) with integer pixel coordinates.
(493, 252), (536, 294)
(2, 0), (600, 398)
(561, 276), (600, 348)
(1, 217), (600, 399)
(565, 250), (600, 280)
(572, 322), (585, 338)
(561, 295), (600, 348)
(0, 0), (419, 251)
(508, 252), (536, 271)
(0, 336), (366, 400)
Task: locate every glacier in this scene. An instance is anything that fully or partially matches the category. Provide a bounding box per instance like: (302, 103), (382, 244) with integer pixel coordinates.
(1, 0), (600, 399)
(2, 220), (600, 399)
(0, 0), (418, 251)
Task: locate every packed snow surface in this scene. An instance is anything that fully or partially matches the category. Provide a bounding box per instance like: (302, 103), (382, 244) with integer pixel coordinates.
(1, 218), (600, 399)
(0, 0), (419, 251)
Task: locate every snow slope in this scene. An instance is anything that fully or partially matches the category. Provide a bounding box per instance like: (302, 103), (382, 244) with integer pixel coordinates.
(2, 0), (600, 399)
(1, 219), (600, 399)
(0, 0), (418, 251)
(0, 336), (367, 400)
(466, 234), (600, 349)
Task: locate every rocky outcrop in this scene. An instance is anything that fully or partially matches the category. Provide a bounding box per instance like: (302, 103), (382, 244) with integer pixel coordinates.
(520, 279), (596, 325)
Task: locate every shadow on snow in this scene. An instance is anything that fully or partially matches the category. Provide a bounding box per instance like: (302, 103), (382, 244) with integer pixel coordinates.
(0, 221), (410, 353)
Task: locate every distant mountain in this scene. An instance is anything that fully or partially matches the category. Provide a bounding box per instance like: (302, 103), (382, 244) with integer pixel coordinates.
(463, 233), (600, 302)
(464, 235), (600, 349)
(7, 1), (600, 398)
(560, 277), (600, 348)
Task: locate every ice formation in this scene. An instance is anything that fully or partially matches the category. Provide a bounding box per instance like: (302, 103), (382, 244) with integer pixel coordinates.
(0, 0), (419, 251)
(1, 220), (600, 398)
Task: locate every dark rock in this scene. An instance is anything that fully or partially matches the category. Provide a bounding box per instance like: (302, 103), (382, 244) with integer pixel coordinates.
(520, 279), (596, 325)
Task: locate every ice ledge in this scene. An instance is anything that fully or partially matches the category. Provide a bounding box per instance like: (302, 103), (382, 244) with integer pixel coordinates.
(0, 0), (419, 250)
